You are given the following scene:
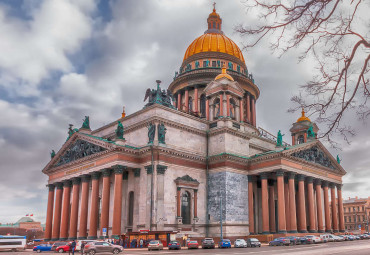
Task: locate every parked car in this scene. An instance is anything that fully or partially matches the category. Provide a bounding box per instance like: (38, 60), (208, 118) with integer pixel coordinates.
(51, 242), (67, 251)
(346, 235), (355, 241)
(286, 236), (299, 245)
(147, 240), (163, 251)
(76, 240), (95, 251)
(269, 238), (290, 246)
(55, 243), (71, 253)
(187, 240), (199, 249)
(201, 238), (215, 249)
(234, 239), (247, 248)
(305, 235), (322, 244)
(320, 234), (334, 242)
(218, 239), (231, 248)
(333, 235), (344, 242)
(247, 238), (261, 247)
(298, 236), (307, 244)
(355, 235), (361, 240)
(33, 244), (52, 253)
(84, 241), (123, 254)
(338, 235), (348, 241)
(168, 240), (181, 250)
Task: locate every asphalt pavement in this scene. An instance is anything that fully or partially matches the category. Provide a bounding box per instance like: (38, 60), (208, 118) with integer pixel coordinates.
(3, 240), (370, 255)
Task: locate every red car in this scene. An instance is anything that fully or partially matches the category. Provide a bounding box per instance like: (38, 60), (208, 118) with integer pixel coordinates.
(187, 240), (199, 249)
(55, 243), (71, 253)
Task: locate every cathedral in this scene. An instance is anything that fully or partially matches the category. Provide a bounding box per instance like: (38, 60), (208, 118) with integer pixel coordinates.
(43, 7), (346, 244)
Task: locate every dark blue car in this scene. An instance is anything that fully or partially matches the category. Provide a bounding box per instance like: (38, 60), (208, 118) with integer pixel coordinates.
(269, 238), (290, 246)
(218, 239), (231, 248)
(168, 240), (181, 250)
(33, 244), (52, 252)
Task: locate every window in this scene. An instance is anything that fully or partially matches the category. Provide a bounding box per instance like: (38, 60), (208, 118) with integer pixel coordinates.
(200, 94), (206, 118)
(298, 135), (304, 144)
(181, 191), (191, 224)
(189, 97), (193, 112)
(212, 61), (217, 67)
(128, 191), (134, 226)
(214, 98), (221, 118)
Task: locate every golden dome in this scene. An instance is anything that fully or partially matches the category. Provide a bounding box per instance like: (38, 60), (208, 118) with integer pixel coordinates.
(297, 108), (311, 122)
(215, 65), (234, 81)
(183, 33), (245, 63)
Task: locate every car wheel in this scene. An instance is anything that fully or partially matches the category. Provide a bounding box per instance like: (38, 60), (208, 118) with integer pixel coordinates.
(58, 249), (64, 253)
(37, 250), (41, 253)
(112, 248), (120, 254)
(89, 250), (96, 255)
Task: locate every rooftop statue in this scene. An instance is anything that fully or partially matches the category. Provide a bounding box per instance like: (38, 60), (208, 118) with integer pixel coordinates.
(307, 123), (316, 138)
(276, 130), (285, 147)
(66, 124), (78, 141)
(143, 80), (175, 109)
(50, 150), (56, 159)
(337, 155), (341, 164)
(115, 121), (124, 140)
(81, 116), (90, 129)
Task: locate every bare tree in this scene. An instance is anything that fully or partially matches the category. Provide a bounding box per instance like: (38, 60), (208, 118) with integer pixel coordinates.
(236, 0), (370, 144)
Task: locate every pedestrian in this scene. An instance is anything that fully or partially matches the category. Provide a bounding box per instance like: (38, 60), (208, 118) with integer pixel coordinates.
(80, 241), (85, 255)
(139, 238), (143, 248)
(70, 240), (76, 255)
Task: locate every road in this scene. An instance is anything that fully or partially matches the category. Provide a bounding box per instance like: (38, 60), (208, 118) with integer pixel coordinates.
(3, 240), (370, 255)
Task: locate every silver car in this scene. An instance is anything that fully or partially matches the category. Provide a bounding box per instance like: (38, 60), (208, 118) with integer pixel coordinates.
(234, 239), (247, 248)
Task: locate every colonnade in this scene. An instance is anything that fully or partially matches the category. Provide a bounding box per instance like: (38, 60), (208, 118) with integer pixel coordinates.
(44, 165), (137, 241)
(174, 87), (256, 126)
(248, 171), (345, 234)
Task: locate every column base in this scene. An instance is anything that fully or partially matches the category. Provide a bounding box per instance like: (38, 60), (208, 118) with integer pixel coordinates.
(318, 230), (325, 233)
(325, 229), (332, 232)
(262, 231), (270, 235)
(68, 237), (77, 241)
(44, 239), (51, 242)
(99, 236), (108, 239)
(339, 230), (345, 232)
(288, 230), (298, 233)
(309, 230), (317, 233)
(59, 238), (67, 241)
(110, 235), (120, 239)
(249, 232), (254, 235)
(278, 230), (287, 234)
(333, 230), (339, 233)
(299, 230), (308, 233)
(78, 236), (87, 240)
(51, 238), (59, 241)
(88, 236), (98, 240)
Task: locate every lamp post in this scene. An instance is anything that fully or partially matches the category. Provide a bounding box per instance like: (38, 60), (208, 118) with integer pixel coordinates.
(220, 195), (223, 241)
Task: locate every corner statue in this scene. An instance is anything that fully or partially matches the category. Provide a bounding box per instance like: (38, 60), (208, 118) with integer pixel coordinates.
(50, 150), (56, 159)
(337, 155), (341, 164)
(276, 130), (284, 147)
(81, 116), (90, 129)
(158, 123), (167, 144)
(307, 123), (316, 138)
(148, 123), (156, 144)
(115, 121), (124, 140)
(143, 80), (175, 109)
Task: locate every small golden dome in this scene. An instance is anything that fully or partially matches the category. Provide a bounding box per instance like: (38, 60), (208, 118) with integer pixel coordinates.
(183, 33), (245, 63)
(215, 65), (234, 81)
(297, 108), (311, 122)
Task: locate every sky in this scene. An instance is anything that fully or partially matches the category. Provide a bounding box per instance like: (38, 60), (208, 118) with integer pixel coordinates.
(0, 0), (369, 224)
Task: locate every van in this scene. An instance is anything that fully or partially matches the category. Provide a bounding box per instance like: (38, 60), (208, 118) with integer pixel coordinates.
(320, 234), (334, 242)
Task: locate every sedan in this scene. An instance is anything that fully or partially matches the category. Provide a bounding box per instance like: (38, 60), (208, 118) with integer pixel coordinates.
(148, 240), (163, 251)
(298, 236), (308, 244)
(269, 238), (290, 246)
(168, 241), (181, 250)
(218, 239), (231, 248)
(286, 236), (299, 245)
(187, 240), (199, 249)
(55, 243), (71, 253)
(234, 239), (247, 248)
(51, 242), (67, 251)
(247, 238), (261, 247)
(33, 244), (52, 253)
(305, 235), (322, 244)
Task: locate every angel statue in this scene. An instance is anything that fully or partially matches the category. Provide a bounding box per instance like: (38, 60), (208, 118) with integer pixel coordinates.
(144, 88), (156, 105)
(50, 150), (56, 159)
(307, 123), (316, 138)
(81, 116), (90, 129)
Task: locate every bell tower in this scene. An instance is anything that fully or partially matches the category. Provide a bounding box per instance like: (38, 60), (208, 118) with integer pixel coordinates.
(290, 108), (319, 145)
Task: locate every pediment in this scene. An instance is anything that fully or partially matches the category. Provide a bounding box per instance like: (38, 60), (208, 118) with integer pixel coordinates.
(42, 133), (112, 173)
(284, 141), (346, 174)
(204, 79), (244, 96)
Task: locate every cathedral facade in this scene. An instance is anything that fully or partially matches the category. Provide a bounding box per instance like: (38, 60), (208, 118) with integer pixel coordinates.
(43, 7), (346, 243)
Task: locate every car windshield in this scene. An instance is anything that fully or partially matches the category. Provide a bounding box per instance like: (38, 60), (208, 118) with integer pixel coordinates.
(149, 241), (158, 244)
(250, 238), (259, 241)
(306, 235), (314, 238)
(170, 241), (178, 244)
(189, 241), (197, 243)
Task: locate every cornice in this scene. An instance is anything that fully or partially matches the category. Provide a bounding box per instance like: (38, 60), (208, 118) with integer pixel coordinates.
(209, 126), (251, 140)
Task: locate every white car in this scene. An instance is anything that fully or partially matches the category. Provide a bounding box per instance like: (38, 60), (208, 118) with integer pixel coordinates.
(234, 239), (247, 248)
(305, 235), (323, 244)
(332, 235), (344, 242)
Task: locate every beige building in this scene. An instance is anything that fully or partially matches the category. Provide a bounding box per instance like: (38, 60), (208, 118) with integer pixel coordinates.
(42, 7), (347, 244)
(343, 197), (370, 232)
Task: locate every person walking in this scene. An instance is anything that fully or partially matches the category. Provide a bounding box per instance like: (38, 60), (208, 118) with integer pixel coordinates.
(139, 239), (143, 248)
(69, 240), (76, 255)
(80, 241), (85, 255)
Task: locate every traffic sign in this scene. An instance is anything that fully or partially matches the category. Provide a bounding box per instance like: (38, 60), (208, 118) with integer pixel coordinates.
(102, 228), (107, 236)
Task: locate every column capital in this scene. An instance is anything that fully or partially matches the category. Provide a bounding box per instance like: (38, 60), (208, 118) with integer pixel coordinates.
(133, 168), (141, 177)
(122, 171), (129, 180)
(157, 164), (167, 175)
(276, 169), (284, 177)
(248, 175), (256, 182)
(72, 178), (81, 185)
(288, 172), (296, 179)
(322, 181), (329, 187)
(314, 179), (322, 186)
(112, 165), (126, 174)
(194, 189), (198, 193)
(306, 177), (313, 183)
(55, 182), (64, 189)
(329, 182), (336, 189)
(47, 184), (55, 191)
(297, 174), (306, 181)
(260, 172), (269, 180)
(63, 180), (72, 187)
(101, 168), (112, 177)
(336, 184), (343, 190)
(177, 187), (181, 191)
(81, 175), (91, 182)
(145, 165), (153, 174)
(91, 171), (101, 180)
